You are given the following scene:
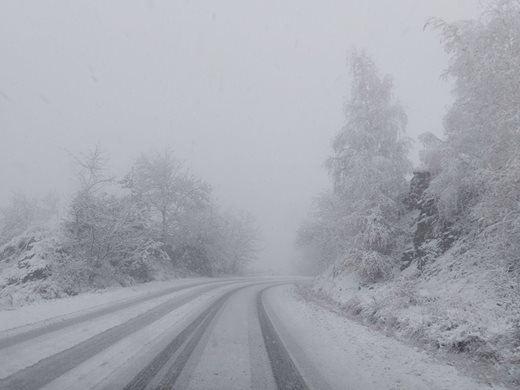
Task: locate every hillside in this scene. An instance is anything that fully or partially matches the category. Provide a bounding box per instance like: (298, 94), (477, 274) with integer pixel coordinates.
(0, 228), (183, 307)
(310, 172), (520, 387)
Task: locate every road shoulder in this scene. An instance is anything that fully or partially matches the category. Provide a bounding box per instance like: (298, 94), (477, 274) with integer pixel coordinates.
(264, 284), (505, 390)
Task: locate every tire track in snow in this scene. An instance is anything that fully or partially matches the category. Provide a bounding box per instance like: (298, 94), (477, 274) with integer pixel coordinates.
(123, 282), (284, 390)
(257, 285), (310, 390)
(0, 282), (234, 390)
(122, 287), (236, 390)
(0, 279), (230, 349)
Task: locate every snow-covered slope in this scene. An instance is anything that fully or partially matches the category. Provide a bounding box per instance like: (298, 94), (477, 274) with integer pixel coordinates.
(271, 284), (508, 390)
(312, 220), (520, 388)
(0, 228), (186, 308)
(307, 165), (520, 388)
(0, 229), (65, 306)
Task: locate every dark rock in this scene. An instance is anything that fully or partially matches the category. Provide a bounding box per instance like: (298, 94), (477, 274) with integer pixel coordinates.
(21, 266), (51, 283)
(402, 171), (457, 271)
(404, 171), (431, 210)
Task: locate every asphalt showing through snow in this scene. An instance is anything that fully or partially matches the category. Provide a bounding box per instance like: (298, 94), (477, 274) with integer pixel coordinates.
(257, 286), (309, 390)
(0, 278), (312, 390)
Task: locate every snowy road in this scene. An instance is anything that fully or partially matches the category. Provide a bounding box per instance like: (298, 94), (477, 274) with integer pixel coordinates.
(0, 278), (504, 390)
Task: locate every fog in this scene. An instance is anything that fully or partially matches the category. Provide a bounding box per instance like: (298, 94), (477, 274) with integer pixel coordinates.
(0, 0), (479, 273)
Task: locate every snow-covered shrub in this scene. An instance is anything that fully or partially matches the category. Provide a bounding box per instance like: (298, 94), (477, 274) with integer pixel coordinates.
(355, 250), (393, 284)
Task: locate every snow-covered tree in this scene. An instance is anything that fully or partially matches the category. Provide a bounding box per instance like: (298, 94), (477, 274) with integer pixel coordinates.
(300, 50), (411, 282)
(64, 148), (161, 286)
(0, 192), (60, 246)
(171, 206), (258, 276)
(430, 0), (520, 170)
(296, 191), (351, 274)
(0, 194), (38, 245)
(123, 150), (257, 275)
(218, 211), (258, 274)
(418, 132), (444, 175)
(328, 52), (410, 199)
(123, 150), (211, 243)
(426, 0), (520, 276)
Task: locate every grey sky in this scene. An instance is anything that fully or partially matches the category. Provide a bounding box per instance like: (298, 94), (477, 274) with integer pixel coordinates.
(0, 0), (480, 272)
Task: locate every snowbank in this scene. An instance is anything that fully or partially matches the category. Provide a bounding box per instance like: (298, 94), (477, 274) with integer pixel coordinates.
(310, 246), (520, 388)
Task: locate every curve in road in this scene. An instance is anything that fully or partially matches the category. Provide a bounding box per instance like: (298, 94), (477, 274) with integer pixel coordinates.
(0, 279), (316, 390)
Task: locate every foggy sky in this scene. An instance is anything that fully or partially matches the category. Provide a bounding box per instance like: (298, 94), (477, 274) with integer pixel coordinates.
(0, 0), (480, 272)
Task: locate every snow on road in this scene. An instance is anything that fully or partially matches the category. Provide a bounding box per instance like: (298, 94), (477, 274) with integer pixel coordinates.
(0, 282), (224, 378)
(174, 284), (276, 390)
(42, 283), (242, 390)
(0, 277), (507, 390)
(0, 277), (213, 333)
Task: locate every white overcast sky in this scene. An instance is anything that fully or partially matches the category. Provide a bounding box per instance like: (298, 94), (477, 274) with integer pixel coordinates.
(0, 0), (480, 272)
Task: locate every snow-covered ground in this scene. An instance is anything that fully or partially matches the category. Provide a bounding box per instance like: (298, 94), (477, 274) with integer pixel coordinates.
(265, 284), (508, 390)
(310, 253), (520, 388)
(0, 277), (213, 333)
(0, 281), (230, 378)
(0, 278), (512, 389)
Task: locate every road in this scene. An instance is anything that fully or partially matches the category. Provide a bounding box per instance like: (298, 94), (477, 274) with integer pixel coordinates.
(0, 279), (314, 390)
(0, 278), (503, 390)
